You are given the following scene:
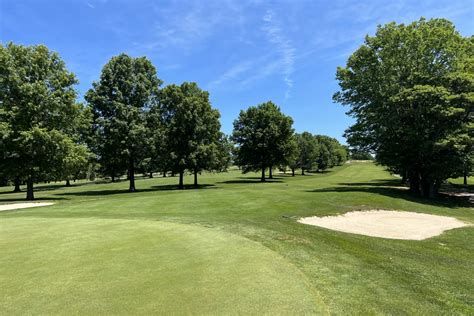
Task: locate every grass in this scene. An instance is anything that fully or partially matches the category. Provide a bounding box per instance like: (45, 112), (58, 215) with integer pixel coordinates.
(1, 162), (473, 314)
(449, 176), (474, 191)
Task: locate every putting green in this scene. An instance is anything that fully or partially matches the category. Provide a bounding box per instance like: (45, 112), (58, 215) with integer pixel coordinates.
(0, 217), (324, 314)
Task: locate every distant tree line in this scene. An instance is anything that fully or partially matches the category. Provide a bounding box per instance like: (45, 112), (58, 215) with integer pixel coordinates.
(231, 102), (348, 181)
(0, 44), (346, 200)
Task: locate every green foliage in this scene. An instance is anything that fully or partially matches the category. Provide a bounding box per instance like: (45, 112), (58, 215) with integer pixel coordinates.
(154, 82), (226, 187)
(58, 143), (92, 184)
(231, 101), (295, 181)
(286, 132), (347, 174)
(0, 42), (88, 199)
(334, 18), (474, 198)
(296, 132), (318, 174)
(350, 149), (373, 160)
(85, 54), (162, 191)
(314, 135), (348, 171)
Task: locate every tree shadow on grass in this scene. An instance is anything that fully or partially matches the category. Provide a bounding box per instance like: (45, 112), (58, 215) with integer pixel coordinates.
(151, 184), (218, 191)
(0, 196), (66, 203)
(55, 184), (217, 196)
(307, 179), (472, 209)
(447, 182), (474, 193)
(219, 176), (284, 184)
(0, 190), (18, 195)
(0, 181), (111, 195)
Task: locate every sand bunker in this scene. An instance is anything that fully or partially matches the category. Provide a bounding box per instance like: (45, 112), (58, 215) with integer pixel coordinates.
(0, 202), (54, 212)
(298, 210), (468, 240)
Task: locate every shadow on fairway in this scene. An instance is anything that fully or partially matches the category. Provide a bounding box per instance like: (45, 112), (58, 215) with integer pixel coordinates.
(55, 184), (217, 196)
(151, 184), (218, 191)
(219, 177), (284, 184)
(0, 181), (110, 195)
(307, 179), (472, 208)
(448, 182), (474, 192)
(0, 197), (66, 203)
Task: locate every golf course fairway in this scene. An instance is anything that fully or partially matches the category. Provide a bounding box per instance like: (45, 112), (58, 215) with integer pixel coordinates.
(1, 162), (472, 314)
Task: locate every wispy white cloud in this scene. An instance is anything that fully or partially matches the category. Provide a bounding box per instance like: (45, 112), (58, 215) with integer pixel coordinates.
(85, 0), (108, 9)
(261, 9), (295, 99)
(207, 9), (297, 98)
(137, 1), (246, 55)
(208, 60), (253, 88)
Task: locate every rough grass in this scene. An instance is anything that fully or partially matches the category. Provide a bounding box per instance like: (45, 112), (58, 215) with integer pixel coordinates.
(1, 162), (473, 314)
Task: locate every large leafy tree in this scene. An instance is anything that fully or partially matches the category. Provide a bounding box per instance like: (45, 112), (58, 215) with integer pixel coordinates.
(86, 54), (162, 192)
(296, 132), (318, 175)
(334, 18), (473, 198)
(0, 43), (88, 200)
(286, 135), (300, 176)
(232, 101), (295, 181)
(314, 135), (348, 171)
(56, 143), (91, 186)
(156, 82), (223, 188)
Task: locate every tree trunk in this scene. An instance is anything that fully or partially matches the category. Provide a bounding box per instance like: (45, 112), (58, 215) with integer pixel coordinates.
(111, 174), (115, 183)
(179, 170), (184, 189)
(163, 171), (167, 178)
(194, 169), (198, 186)
(129, 158), (136, 192)
(149, 172), (153, 178)
(429, 181), (439, 199)
(301, 168), (305, 176)
(464, 170), (468, 186)
(13, 177), (21, 192)
(66, 179), (71, 187)
(261, 167), (266, 182)
(401, 171), (407, 184)
(421, 178), (430, 199)
(408, 170), (420, 196)
(291, 168), (295, 177)
(26, 178), (34, 200)
(269, 166), (273, 179)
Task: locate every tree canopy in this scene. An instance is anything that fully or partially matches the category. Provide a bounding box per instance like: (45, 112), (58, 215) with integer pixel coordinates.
(86, 54), (162, 192)
(154, 82), (226, 188)
(232, 101), (294, 181)
(0, 43), (89, 200)
(334, 18), (474, 198)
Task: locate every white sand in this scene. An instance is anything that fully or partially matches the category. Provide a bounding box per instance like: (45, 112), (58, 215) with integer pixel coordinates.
(0, 202), (54, 212)
(298, 210), (468, 240)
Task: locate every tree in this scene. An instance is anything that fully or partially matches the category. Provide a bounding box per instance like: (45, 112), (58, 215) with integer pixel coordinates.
(286, 135), (299, 176)
(232, 101), (295, 182)
(296, 132), (318, 175)
(313, 135), (347, 171)
(0, 43), (85, 200)
(334, 18), (473, 198)
(211, 134), (233, 173)
(86, 54), (162, 192)
(58, 144), (91, 186)
(156, 82), (223, 188)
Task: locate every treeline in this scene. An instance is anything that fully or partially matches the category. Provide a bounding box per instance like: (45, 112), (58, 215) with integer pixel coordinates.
(0, 43), (347, 200)
(232, 102), (348, 181)
(287, 133), (348, 177)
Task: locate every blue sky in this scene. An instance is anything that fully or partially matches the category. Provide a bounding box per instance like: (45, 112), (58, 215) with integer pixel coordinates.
(1, 0), (473, 142)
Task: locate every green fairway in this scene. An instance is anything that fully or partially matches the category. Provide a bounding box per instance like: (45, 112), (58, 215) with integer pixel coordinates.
(1, 162), (473, 314)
